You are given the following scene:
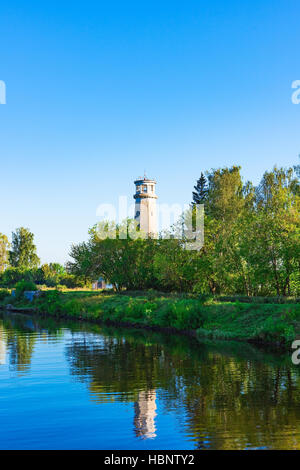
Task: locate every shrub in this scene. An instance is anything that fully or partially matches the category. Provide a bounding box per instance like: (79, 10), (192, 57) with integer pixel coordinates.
(15, 280), (38, 299)
(216, 295), (300, 304)
(62, 300), (82, 317)
(152, 302), (177, 327)
(0, 267), (35, 288)
(0, 289), (10, 301)
(171, 300), (204, 329)
(255, 316), (296, 343)
(59, 274), (86, 288)
(124, 299), (148, 321)
(34, 290), (63, 315)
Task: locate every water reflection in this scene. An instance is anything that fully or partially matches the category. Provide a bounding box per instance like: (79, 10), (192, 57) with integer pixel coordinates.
(0, 313), (62, 373)
(134, 390), (157, 439)
(0, 325), (6, 365)
(0, 317), (36, 372)
(1, 312), (300, 449)
(64, 324), (300, 449)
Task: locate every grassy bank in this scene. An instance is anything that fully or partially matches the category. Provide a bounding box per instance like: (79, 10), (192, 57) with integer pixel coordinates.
(1, 288), (300, 347)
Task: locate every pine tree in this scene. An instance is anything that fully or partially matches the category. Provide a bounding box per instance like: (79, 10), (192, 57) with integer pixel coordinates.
(192, 173), (208, 205)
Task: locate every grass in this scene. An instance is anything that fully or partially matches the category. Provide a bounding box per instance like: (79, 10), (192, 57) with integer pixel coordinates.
(1, 288), (300, 348)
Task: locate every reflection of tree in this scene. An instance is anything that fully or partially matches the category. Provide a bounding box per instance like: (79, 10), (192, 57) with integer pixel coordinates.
(2, 312), (300, 449)
(0, 313), (63, 373)
(66, 333), (162, 402)
(66, 326), (300, 450)
(0, 316), (37, 372)
(7, 333), (36, 372)
(177, 357), (300, 450)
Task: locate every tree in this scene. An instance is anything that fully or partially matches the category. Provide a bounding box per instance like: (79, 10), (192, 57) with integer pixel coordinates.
(67, 241), (96, 283)
(206, 166), (244, 221)
(67, 164), (299, 297)
(153, 238), (197, 292)
(36, 263), (66, 286)
(0, 233), (10, 273)
(9, 227), (40, 269)
(200, 166), (247, 294)
(0, 267), (35, 287)
(68, 220), (160, 291)
(248, 167), (300, 296)
(192, 173), (208, 205)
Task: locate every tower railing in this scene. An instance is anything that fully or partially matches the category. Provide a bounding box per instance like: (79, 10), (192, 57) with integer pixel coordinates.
(135, 176), (156, 182)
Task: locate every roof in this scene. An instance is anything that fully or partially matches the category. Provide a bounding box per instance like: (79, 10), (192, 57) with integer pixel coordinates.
(134, 176), (156, 184)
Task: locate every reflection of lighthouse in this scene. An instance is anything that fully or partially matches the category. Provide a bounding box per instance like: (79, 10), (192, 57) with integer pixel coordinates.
(134, 390), (157, 439)
(0, 326), (6, 365)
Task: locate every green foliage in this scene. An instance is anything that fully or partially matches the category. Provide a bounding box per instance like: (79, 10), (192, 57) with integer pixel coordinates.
(0, 233), (10, 273)
(61, 299), (83, 317)
(168, 300), (204, 329)
(68, 221), (160, 291)
(0, 262), (87, 290)
(0, 267), (35, 287)
(1, 163), (298, 306)
(58, 274), (86, 288)
(9, 227), (40, 269)
(254, 317), (295, 343)
(215, 295), (300, 304)
(22, 290), (299, 347)
(0, 288), (10, 300)
(192, 172), (208, 205)
(34, 290), (63, 315)
(67, 164), (299, 298)
(35, 263), (66, 287)
(15, 279), (38, 299)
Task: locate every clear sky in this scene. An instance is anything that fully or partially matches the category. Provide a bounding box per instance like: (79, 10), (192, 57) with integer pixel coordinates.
(0, 0), (299, 264)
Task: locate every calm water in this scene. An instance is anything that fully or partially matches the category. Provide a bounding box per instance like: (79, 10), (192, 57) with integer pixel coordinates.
(0, 311), (300, 450)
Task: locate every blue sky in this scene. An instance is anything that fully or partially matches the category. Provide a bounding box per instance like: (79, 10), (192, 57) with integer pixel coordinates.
(0, 0), (299, 264)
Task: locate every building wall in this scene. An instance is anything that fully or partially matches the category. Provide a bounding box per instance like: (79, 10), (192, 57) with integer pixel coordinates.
(135, 197), (157, 236)
(134, 178), (158, 237)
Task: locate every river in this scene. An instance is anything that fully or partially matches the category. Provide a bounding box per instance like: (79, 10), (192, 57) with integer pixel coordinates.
(0, 311), (299, 450)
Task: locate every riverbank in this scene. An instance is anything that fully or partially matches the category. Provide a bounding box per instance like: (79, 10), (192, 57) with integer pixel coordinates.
(1, 289), (300, 348)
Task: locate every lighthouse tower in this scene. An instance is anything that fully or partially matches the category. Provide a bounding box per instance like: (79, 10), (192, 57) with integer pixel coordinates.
(133, 176), (158, 237)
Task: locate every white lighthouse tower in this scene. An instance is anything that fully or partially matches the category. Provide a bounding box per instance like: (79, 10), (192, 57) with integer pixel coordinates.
(134, 175), (158, 237)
